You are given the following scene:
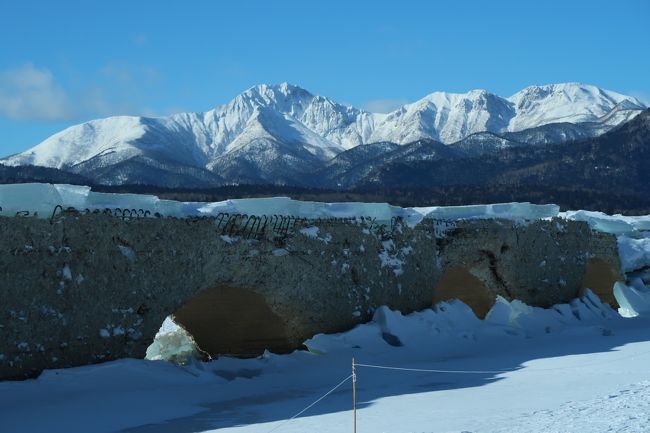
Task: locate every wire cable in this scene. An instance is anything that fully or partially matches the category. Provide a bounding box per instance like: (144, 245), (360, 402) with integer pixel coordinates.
(266, 373), (353, 433)
(355, 362), (512, 374)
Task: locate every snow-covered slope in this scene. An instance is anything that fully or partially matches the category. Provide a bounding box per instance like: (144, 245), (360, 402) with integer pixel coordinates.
(508, 83), (643, 130)
(3, 84), (376, 179)
(369, 89), (515, 144)
(8, 116), (149, 169)
(2, 83), (645, 185)
(370, 83), (645, 144)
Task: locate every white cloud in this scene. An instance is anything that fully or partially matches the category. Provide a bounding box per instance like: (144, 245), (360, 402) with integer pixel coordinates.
(100, 63), (133, 83)
(0, 64), (73, 121)
(0, 63), (167, 122)
(133, 34), (147, 47)
(361, 98), (408, 113)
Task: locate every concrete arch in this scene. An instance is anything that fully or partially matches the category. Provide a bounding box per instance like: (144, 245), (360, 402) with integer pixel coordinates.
(172, 286), (293, 358)
(433, 267), (496, 319)
(581, 258), (620, 308)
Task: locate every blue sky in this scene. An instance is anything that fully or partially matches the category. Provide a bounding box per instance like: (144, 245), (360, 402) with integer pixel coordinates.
(0, 0), (648, 156)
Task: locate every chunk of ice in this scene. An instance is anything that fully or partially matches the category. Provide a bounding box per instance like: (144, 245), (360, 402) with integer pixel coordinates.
(614, 281), (650, 317)
(618, 235), (650, 273)
(0, 183), (64, 216)
(563, 210), (636, 235)
(422, 202), (559, 221)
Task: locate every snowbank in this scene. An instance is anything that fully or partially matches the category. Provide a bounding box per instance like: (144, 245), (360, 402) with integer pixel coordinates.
(305, 290), (617, 356)
(485, 291), (616, 335)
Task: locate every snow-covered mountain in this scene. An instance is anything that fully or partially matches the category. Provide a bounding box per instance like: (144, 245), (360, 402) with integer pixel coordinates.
(2, 82), (645, 186)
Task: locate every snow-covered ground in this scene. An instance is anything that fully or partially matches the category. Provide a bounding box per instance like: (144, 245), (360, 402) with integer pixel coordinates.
(3, 294), (650, 433)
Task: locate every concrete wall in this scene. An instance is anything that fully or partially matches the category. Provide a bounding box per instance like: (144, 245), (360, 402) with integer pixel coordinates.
(0, 214), (622, 379)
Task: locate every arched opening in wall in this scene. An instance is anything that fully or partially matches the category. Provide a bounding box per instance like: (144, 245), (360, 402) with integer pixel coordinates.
(433, 267), (496, 319)
(146, 286), (293, 363)
(582, 258), (620, 308)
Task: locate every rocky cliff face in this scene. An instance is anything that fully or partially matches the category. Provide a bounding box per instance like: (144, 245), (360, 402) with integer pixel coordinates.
(0, 213), (621, 379)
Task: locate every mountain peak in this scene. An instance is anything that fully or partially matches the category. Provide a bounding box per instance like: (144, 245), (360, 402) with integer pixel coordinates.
(466, 88), (490, 97)
(244, 82), (312, 99)
(414, 88), (502, 108)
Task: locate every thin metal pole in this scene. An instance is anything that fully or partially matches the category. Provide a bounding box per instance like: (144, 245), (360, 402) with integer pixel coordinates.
(352, 357), (357, 433)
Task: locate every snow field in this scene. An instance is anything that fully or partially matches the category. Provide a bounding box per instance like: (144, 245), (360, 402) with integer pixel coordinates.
(4, 293), (650, 433)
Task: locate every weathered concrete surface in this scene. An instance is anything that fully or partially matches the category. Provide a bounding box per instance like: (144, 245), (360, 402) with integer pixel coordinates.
(0, 214), (622, 379)
(582, 257), (622, 308)
(431, 219), (623, 312)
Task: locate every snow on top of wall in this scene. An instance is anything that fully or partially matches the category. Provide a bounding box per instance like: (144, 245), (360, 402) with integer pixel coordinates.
(561, 210), (650, 235)
(0, 183), (649, 235)
(0, 183), (559, 225)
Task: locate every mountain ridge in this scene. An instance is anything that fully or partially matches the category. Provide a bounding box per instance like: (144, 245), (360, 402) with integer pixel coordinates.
(1, 82), (646, 186)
